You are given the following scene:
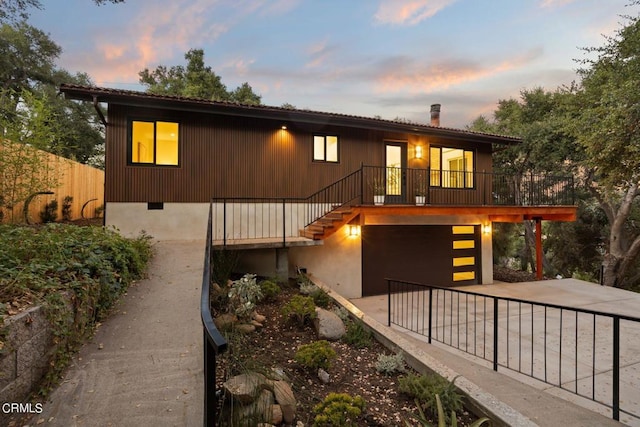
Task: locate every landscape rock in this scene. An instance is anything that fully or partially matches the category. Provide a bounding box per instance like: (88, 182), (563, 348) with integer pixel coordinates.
(317, 368), (330, 384)
(269, 404), (283, 425)
(252, 311), (266, 323)
(223, 372), (268, 404)
(271, 380), (296, 423)
(214, 313), (237, 331)
(313, 307), (346, 340)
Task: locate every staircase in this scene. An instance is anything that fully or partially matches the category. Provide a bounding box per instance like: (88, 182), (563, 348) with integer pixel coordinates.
(300, 206), (360, 240)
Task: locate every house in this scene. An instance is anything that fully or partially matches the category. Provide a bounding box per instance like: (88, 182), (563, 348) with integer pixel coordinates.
(60, 84), (577, 298)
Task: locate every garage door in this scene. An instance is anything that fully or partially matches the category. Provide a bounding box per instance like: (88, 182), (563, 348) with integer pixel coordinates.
(362, 224), (480, 296)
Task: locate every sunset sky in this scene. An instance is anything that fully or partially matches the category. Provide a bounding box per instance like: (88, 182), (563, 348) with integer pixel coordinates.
(30, 0), (638, 128)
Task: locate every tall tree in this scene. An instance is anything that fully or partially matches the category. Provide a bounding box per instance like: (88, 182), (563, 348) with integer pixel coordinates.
(568, 5), (640, 288)
(0, 22), (105, 165)
(468, 88), (581, 275)
(0, 22), (61, 111)
(139, 48), (261, 104)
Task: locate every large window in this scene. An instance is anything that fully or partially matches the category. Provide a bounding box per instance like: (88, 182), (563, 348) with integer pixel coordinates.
(130, 120), (179, 166)
(313, 135), (339, 162)
(430, 146), (474, 188)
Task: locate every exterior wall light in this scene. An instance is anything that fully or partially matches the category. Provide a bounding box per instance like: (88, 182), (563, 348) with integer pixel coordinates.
(281, 125), (287, 130)
(482, 224), (492, 235)
(348, 224), (360, 237)
(415, 145), (423, 159)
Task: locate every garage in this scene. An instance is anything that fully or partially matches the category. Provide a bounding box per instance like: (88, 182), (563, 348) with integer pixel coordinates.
(362, 224), (481, 296)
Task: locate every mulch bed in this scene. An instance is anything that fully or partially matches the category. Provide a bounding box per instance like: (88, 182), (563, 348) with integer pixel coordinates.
(214, 284), (479, 426)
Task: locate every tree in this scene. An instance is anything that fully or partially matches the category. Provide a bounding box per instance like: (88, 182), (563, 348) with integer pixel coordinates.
(468, 88), (581, 276)
(0, 22), (61, 110)
(0, 0), (124, 24)
(0, 22), (105, 165)
(568, 5), (640, 288)
(0, 88), (64, 221)
(139, 48), (262, 104)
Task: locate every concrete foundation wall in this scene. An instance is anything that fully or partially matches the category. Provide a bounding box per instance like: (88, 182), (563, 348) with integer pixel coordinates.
(290, 226), (362, 298)
(106, 202), (209, 240)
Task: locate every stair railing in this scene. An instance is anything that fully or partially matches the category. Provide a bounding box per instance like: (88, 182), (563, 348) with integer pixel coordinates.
(304, 166), (363, 227)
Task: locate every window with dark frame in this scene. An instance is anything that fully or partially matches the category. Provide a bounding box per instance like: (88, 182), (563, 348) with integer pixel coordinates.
(313, 135), (339, 163)
(429, 146), (474, 188)
(130, 120), (179, 166)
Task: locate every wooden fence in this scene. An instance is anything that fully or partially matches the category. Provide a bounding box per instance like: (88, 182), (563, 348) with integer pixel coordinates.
(1, 144), (104, 224)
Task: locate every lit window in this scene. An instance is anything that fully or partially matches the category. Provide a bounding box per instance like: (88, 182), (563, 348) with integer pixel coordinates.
(430, 146), (474, 188)
(313, 135), (339, 163)
(131, 120), (179, 166)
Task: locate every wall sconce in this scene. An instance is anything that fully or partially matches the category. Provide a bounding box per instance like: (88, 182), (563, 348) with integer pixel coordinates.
(482, 223), (492, 235)
(415, 145), (423, 159)
(281, 125), (287, 130)
(348, 224), (361, 237)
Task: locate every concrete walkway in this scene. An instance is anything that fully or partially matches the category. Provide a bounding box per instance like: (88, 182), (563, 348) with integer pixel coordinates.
(32, 240), (205, 427)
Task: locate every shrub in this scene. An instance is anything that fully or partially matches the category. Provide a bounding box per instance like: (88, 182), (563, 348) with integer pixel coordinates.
(404, 396), (491, 427)
(40, 199), (58, 223)
(61, 196), (73, 221)
(342, 319), (373, 348)
(375, 351), (406, 375)
(211, 249), (239, 287)
(228, 273), (263, 319)
(311, 288), (331, 308)
(0, 224), (153, 394)
(313, 392), (366, 427)
(294, 340), (336, 370)
(398, 373), (463, 423)
(259, 279), (280, 301)
(298, 273), (319, 295)
(282, 294), (316, 326)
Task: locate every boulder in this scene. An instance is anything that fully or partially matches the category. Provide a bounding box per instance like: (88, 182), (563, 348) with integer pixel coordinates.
(236, 323), (256, 334)
(313, 307), (346, 340)
(317, 368), (330, 384)
(223, 372), (268, 404)
(214, 313), (238, 331)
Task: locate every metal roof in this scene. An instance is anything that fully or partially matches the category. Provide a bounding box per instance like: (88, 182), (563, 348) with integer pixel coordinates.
(59, 83), (521, 145)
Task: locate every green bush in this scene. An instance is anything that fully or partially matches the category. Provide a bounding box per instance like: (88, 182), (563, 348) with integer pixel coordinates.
(61, 196), (73, 221)
(398, 373), (463, 423)
(282, 294), (316, 326)
(294, 340), (337, 370)
(313, 392), (366, 427)
(311, 288), (331, 308)
(228, 273), (263, 319)
(342, 319), (373, 348)
(375, 351), (406, 375)
(404, 396), (491, 427)
(40, 199), (58, 223)
(259, 279), (281, 301)
(0, 223), (153, 394)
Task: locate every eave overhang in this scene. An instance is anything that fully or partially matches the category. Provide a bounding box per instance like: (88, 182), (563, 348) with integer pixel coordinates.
(59, 84), (521, 146)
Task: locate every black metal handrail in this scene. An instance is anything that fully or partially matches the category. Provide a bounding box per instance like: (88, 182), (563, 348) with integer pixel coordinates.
(201, 202), (228, 426)
(362, 166), (575, 206)
(212, 166), (574, 247)
(304, 167), (363, 227)
(387, 279), (640, 422)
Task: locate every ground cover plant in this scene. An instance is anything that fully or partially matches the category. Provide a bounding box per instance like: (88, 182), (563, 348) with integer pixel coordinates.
(212, 277), (482, 426)
(0, 223), (153, 394)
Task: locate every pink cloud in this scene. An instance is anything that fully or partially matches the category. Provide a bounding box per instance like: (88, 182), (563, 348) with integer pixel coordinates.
(374, 49), (542, 93)
(374, 0), (456, 25)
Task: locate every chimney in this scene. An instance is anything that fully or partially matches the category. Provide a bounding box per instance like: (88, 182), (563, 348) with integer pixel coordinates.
(430, 104), (441, 127)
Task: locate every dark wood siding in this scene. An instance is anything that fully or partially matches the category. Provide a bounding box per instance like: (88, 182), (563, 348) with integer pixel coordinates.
(105, 104), (494, 203)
